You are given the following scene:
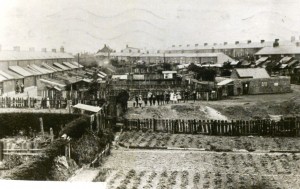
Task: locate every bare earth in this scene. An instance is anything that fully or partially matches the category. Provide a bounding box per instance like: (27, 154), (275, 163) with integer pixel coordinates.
(99, 148), (300, 189)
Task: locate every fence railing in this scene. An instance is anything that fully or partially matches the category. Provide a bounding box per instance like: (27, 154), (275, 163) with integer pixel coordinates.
(123, 118), (300, 136)
(0, 97), (104, 109)
(90, 144), (111, 167)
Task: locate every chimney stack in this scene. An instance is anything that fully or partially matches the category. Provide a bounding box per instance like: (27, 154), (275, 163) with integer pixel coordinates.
(247, 40), (251, 44)
(213, 43), (217, 46)
(187, 44), (190, 47)
(172, 45), (175, 47)
(291, 36), (296, 42)
(0, 44), (2, 52)
(126, 44), (128, 48)
(195, 44), (198, 47)
(224, 42), (227, 45)
(42, 48), (47, 52)
(157, 50), (160, 53)
(147, 51), (149, 54)
(204, 43), (208, 46)
(273, 39), (279, 47)
(13, 46), (20, 52)
(296, 42), (300, 47)
(29, 47), (35, 52)
(235, 41), (239, 45)
(179, 45), (182, 47)
(261, 40), (265, 44)
(52, 49), (56, 53)
(60, 46), (64, 53)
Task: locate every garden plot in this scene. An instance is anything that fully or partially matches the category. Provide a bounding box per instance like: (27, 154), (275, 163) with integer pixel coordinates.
(97, 149), (300, 189)
(119, 131), (300, 151)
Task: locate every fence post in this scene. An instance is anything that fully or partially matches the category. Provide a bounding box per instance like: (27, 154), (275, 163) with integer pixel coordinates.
(0, 141), (3, 161)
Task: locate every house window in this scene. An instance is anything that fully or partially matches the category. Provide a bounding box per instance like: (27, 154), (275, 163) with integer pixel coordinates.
(261, 81), (268, 87)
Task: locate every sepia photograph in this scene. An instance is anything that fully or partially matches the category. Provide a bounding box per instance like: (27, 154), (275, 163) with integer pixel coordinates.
(0, 0), (300, 188)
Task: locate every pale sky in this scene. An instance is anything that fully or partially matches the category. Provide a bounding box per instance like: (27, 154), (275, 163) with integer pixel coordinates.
(0, 0), (300, 53)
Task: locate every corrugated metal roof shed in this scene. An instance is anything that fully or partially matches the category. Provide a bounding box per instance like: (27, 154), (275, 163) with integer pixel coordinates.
(235, 68), (270, 79)
(217, 79), (234, 86)
(0, 75), (8, 82)
(255, 57), (268, 66)
(0, 51), (74, 61)
(9, 66), (32, 77)
(0, 70), (14, 80)
(62, 62), (78, 69)
(53, 62), (70, 70)
(72, 103), (101, 113)
(23, 66), (41, 75)
(31, 64), (53, 74)
(70, 61), (83, 68)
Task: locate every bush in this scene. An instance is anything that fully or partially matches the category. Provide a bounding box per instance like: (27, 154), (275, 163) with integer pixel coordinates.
(3, 117), (90, 180)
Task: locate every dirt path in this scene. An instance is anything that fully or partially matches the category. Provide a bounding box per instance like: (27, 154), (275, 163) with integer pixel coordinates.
(68, 168), (100, 182)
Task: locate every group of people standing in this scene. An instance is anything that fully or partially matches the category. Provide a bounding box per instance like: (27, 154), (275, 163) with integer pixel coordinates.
(132, 89), (197, 107)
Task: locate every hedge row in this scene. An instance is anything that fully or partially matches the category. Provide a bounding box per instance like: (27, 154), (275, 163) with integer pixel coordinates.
(0, 113), (82, 138)
(3, 116), (90, 180)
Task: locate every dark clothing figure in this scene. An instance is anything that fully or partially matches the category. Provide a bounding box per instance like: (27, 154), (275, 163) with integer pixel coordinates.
(135, 96), (139, 107)
(157, 95), (160, 105)
(192, 91), (197, 102)
(144, 97), (148, 106)
(20, 83), (24, 93)
(149, 96), (153, 106)
(152, 94), (156, 105)
(184, 91), (189, 102)
(166, 93), (170, 104)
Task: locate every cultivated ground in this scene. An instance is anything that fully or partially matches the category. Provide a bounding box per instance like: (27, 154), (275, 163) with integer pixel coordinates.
(119, 131), (300, 152)
(96, 148), (300, 189)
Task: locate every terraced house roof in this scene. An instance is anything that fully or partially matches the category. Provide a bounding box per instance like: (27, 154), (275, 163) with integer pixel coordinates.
(0, 50), (74, 61)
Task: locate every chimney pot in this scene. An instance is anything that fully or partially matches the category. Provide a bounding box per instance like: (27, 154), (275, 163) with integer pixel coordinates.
(126, 44), (129, 48)
(291, 36), (296, 42)
(157, 50), (160, 53)
(187, 44), (190, 47)
(179, 45), (182, 47)
(247, 40), (251, 44)
(261, 40), (265, 44)
(204, 43), (208, 46)
(60, 46), (64, 53)
(224, 42), (227, 45)
(29, 47), (35, 52)
(195, 44), (198, 47)
(235, 41), (239, 45)
(296, 42), (300, 47)
(13, 46), (20, 52)
(172, 45), (175, 47)
(213, 43), (217, 46)
(52, 49), (56, 53)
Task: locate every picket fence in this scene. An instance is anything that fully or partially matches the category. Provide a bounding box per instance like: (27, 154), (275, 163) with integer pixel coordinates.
(0, 97), (104, 109)
(123, 118), (300, 136)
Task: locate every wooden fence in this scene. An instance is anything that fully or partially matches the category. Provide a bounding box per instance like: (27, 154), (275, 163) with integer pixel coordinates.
(123, 118), (300, 136)
(0, 97), (104, 109)
(90, 144), (111, 167)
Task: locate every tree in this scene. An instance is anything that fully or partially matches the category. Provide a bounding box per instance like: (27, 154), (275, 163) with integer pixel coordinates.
(87, 70), (99, 99)
(116, 90), (129, 112)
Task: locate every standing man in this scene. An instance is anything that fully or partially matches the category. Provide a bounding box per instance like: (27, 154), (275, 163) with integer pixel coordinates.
(184, 89), (189, 102)
(192, 90), (197, 102)
(20, 83), (24, 93)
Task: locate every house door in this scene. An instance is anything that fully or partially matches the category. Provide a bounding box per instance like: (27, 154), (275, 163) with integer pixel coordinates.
(242, 82), (250, 95)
